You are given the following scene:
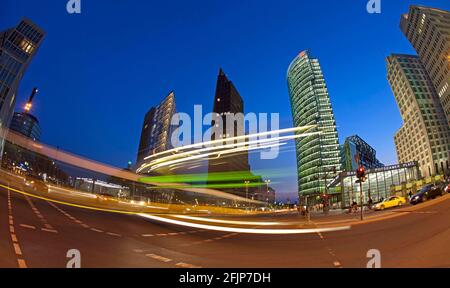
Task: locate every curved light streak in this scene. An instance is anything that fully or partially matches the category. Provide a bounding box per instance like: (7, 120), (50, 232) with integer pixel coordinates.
(137, 129), (320, 173)
(143, 125), (316, 162)
(139, 213), (351, 234)
(172, 215), (283, 226)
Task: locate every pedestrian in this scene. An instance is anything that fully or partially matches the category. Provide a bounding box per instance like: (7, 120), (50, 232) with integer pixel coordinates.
(368, 197), (373, 210)
(352, 200), (358, 213)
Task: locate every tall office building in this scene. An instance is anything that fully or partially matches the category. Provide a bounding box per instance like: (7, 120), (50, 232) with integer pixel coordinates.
(208, 68), (250, 174)
(9, 87), (41, 141)
(136, 92), (176, 168)
(0, 19), (45, 155)
(341, 135), (384, 172)
(387, 54), (450, 177)
(9, 112), (41, 141)
(287, 51), (341, 197)
(400, 6), (450, 125)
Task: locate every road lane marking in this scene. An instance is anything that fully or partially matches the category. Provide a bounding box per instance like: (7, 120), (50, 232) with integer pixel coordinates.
(175, 262), (202, 268)
(90, 228), (104, 233)
(181, 232), (240, 247)
(24, 195), (57, 232)
(47, 201), (121, 237)
(17, 259), (27, 268)
(41, 228), (58, 233)
(145, 253), (172, 263)
(6, 188), (27, 269)
(19, 224), (36, 230)
(333, 261), (342, 267)
(13, 243), (22, 255)
(141, 230), (206, 238)
(315, 231), (344, 268)
(134, 249), (201, 268)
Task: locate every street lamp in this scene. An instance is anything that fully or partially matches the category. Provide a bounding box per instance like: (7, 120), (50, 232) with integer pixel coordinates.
(244, 180), (250, 198)
(264, 179), (271, 205)
(244, 180), (250, 210)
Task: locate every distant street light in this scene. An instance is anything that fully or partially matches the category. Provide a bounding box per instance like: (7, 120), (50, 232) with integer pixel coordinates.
(264, 179), (271, 205)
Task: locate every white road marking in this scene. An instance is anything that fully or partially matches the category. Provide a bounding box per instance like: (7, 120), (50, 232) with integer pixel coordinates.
(19, 224), (36, 230)
(90, 228), (104, 233)
(41, 228), (58, 233)
(175, 262), (202, 268)
(145, 254), (172, 263)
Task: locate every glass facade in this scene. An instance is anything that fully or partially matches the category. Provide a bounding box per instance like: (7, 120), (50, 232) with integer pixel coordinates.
(388, 54), (450, 178)
(136, 92), (176, 171)
(400, 6), (450, 126)
(329, 162), (420, 208)
(9, 112), (41, 141)
(0, 19), (44, 156)
(287, 50), (341, 197)
(341, 135), (384, 171)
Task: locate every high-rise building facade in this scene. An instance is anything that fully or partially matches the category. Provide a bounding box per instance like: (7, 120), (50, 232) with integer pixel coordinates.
(0, 19), (45, 153)
(136, 92), (176, 168)
(287, 51), (341, 197)
(400, 6), (450, 125)
(208, 69), (250, 174)
(341, 135), (384, 172)
(387, 54), (450, 177)
(9, 112), (41, 141)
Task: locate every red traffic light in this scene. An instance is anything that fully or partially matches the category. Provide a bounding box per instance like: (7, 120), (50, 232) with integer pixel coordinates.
(356, 166), (366, 179)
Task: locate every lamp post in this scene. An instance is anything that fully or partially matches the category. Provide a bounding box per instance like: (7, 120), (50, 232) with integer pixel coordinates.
(244, 180), (250, 210)
(264, 179), (271, 206)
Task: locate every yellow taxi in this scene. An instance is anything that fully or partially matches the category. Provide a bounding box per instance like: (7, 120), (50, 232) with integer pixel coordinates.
(374, 196), (406, 211)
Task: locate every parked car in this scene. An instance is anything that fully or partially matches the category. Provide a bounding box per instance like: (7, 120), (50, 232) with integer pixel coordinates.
(442, 182), (450, 194)
(374, 196), (406, 211)
(410, 184), (443, 205)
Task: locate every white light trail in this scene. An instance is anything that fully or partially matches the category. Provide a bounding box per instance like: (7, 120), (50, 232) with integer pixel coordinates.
(172, 215), (283, 226)
(139, 213), (351, 234)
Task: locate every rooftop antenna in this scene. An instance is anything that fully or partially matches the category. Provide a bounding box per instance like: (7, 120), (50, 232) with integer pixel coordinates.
(24, 87), (38, 112)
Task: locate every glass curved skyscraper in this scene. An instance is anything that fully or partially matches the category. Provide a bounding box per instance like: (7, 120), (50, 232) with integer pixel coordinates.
(287, 51), (341, 198)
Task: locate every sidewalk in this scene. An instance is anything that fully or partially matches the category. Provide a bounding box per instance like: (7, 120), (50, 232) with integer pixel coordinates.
(305, 194), (450, 228)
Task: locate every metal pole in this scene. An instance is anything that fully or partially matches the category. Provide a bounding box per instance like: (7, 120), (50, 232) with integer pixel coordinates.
(360, 180), (363, 221)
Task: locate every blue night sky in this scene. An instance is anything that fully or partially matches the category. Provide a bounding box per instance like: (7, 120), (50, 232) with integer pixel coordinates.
(2, 0), (450, 202)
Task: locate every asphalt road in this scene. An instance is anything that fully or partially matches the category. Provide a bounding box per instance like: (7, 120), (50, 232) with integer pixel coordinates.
(1, 185), (449, 268)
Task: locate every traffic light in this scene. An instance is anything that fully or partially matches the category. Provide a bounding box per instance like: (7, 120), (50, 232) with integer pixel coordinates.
(356, 166), (366, 180)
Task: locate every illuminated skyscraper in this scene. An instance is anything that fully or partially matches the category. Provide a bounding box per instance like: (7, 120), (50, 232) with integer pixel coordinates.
(287, 51), (341, 197)
(208, 68), (250, 174)
(388, 54), (450, 177)
(400, 6), (450, 125)
(136, 92), (176, 169)
(0, 19), (45, 155)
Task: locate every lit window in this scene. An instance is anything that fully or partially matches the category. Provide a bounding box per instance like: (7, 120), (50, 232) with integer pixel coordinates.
(19, 39), (34, 54)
